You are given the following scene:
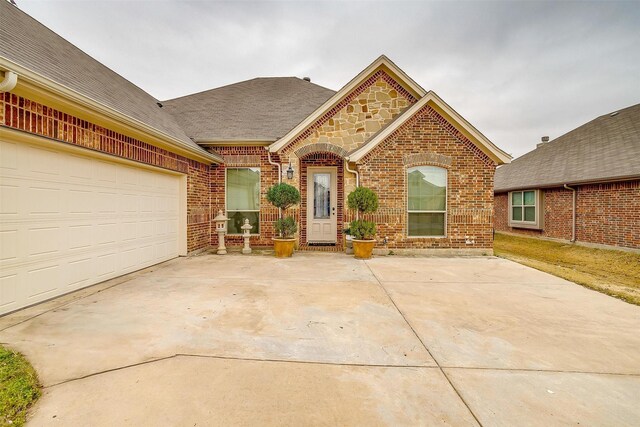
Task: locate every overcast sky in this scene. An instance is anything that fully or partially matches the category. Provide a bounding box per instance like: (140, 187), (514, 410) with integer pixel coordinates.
(16, 0), (640, 158)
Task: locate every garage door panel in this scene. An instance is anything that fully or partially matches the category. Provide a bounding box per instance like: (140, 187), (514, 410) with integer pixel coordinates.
(0, 184), (18, 215)
(67, 155), (94, 181)
(68, 224), (94, 250)
(27, 226), (61, 257)
(65, 256), (93, 289)
(26, 264), (60, 300)
(68, 189), (94, 214)
(0, 274), (19, 312)
(96, 162), (117, 184)
(0, 141), (18, 170)
(0, 139), (183, 315)
(28, 146), (60, 176)
(27, 186), (61, 214)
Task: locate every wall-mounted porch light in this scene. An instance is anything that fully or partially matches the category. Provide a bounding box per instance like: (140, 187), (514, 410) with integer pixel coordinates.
(286, 163), (294, 180)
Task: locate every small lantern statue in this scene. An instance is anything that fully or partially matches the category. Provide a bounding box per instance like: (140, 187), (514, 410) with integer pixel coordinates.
(213, 210), (228, 255)
(241, 218), (253, 254)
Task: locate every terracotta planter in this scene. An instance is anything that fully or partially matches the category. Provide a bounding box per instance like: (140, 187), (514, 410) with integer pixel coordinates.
(352, 239), (375, 259)
(273, 238), (296, 258)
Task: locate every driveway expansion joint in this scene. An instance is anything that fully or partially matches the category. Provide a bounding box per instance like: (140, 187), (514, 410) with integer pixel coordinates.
(43, 352), (439, 389)
(440, 366), (640, 377)
(364, 260), (484, 427)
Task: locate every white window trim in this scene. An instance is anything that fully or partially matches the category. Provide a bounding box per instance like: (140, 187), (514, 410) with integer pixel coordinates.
(406, 166), (448, 238)
(225, 167), (261, 236)
(508, 189), (543, 230)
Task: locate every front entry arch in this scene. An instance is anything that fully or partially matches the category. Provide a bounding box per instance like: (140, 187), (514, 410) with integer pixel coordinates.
(299, 151), (344, 247)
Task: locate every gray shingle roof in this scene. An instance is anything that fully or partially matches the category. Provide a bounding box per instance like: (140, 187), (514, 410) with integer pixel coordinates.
(495, 103), (640, 192)
(0, 1), (204, 152)
(163, 77), (336, 141)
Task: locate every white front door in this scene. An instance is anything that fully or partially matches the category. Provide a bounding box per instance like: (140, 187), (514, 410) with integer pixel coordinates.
(307, 167), (337, 243)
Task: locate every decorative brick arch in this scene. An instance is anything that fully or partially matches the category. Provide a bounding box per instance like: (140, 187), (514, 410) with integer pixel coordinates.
(403, 152), (453, 169)
(295, 143), (348, 159)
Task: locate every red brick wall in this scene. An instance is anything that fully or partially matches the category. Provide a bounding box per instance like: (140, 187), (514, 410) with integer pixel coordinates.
(1, 92), (213, 252)
(576, 181), (639, 248)
(299, 152), (344, 247)
(495, 180), (639, 249)
(209, 145), (280, 247)
(358, 104), (496, 249)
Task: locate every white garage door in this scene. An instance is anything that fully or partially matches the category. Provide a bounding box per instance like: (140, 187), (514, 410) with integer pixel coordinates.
(0, 137), (184, 315)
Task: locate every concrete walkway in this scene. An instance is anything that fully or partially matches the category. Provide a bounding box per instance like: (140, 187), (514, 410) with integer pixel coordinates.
(1, 253), (639, 426)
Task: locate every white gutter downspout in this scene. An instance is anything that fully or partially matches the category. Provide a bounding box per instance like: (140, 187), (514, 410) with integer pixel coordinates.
(344, 158), (360, 187)
(266, 148), (281, 184)
(266, 148), (282, 219)
(344, 158), (360, 220)
(564, 184), (577, 242)
(0, 71), (18, 92)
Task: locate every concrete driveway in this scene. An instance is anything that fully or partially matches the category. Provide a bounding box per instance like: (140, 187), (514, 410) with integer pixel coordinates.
(1, 253), (639, 426)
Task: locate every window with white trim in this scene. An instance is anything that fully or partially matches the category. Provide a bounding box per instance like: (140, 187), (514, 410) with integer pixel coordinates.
(509, 189), (543, 229)
(226, 167), (260, 234)
(407, 166), (447, 237)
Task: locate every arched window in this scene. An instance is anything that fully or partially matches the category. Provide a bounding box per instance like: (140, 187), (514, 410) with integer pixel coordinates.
(407, 166), (447, 237)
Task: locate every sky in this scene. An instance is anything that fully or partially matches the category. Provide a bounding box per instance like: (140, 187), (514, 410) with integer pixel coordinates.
(15, 0), (640, 158)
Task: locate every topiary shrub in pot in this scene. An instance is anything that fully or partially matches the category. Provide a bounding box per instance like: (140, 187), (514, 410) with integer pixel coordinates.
(347, 186), (379, 259)
(266, 182), (300, 258)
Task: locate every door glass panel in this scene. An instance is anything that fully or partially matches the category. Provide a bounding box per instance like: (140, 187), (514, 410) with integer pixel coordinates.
(313, 173), (331, 219)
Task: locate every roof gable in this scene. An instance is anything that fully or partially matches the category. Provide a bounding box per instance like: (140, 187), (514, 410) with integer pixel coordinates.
(268, 55), (427, 153)
(347, 91), (511, 165)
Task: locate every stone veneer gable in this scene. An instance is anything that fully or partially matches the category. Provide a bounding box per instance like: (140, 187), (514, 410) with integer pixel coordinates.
(280, 69), (417, 158)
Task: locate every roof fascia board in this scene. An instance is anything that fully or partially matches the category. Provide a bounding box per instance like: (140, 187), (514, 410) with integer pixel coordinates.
(268, 55), (427, 153)
(494, 174), (640, 193)
(0, 60), (222, 164)
(347, 91), (512, 165)
(196, 139), (275, 146)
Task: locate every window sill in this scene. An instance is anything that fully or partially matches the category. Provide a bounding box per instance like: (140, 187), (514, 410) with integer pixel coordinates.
(509, 222), (542, 230)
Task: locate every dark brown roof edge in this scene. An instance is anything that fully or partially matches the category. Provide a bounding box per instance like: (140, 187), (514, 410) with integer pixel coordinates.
(494, 174), (640, 193)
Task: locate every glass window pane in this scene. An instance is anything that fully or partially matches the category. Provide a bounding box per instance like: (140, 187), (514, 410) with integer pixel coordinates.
(408, 166), (446, 211)
(524, 206), (536, 222)
(511, 192), (522, 206)
(313, 173), (331, 219)
(523, 191), (535, 206)
(512, 206), (522, 221)
(227, 211), (259, 234)
(408, 213), (445, 236)
(227, 168), (260, 211)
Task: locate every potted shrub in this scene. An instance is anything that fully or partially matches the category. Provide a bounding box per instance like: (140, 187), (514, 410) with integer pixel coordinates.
(266, 182), (301, 258)
(347, 186), (379, 259)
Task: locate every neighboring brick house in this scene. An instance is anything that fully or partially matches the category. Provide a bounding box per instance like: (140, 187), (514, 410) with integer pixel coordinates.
(494, 103), (640, 250)
(0, 2), (510, 314)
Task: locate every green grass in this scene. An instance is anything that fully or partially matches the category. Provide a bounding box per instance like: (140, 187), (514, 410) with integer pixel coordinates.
(0, 346), (40, 427)
(494, 233), (640, 306)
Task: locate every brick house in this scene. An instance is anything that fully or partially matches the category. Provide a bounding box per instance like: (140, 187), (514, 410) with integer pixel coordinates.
(494, 103), (640, 250)
(0, 2), (509, 314)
